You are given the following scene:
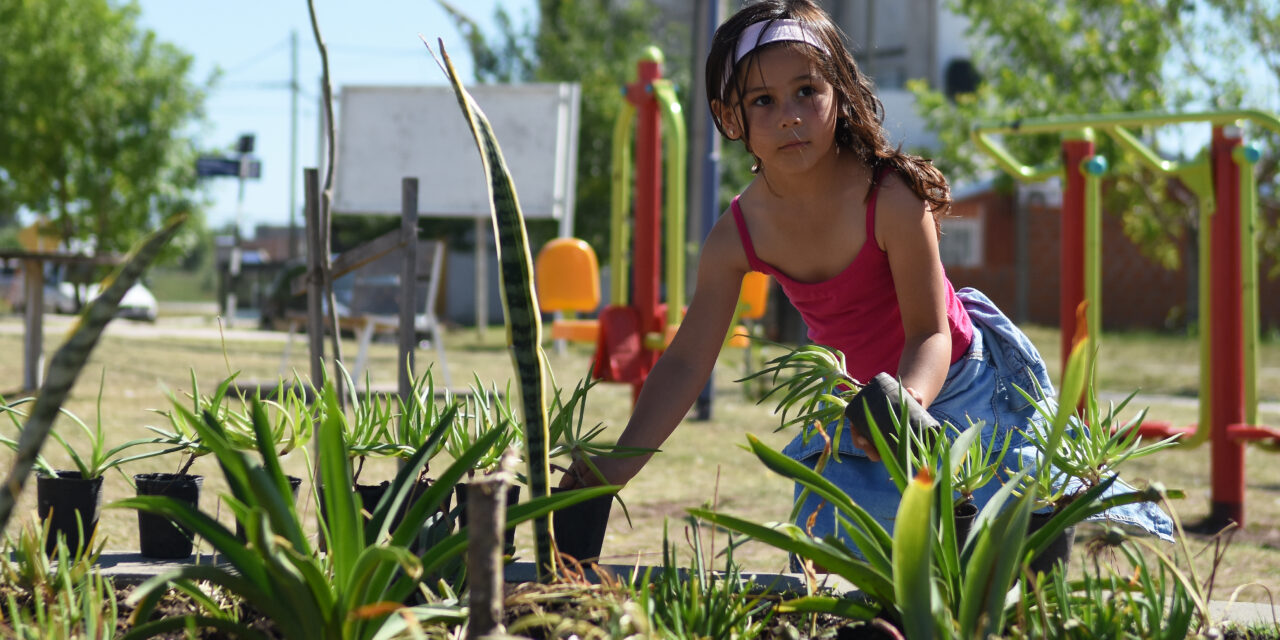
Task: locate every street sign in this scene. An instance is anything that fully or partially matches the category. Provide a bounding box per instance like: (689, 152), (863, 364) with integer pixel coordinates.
(196, 155), (261, 179)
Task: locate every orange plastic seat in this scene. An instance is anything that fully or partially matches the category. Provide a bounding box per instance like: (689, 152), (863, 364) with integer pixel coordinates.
(738, 271), (770, 320)
(536, 238), (602, 343)
(535, 238), (601, 313)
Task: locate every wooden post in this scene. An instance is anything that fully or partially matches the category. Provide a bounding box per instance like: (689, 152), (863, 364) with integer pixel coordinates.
(22, 257), (44, 391)
(399, 178), (419, 408)
(466, 450), (516, 638)
(304, 168), (325, 392)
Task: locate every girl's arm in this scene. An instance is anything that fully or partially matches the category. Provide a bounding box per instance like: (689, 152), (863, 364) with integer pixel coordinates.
(560, 214), (750, 488)
(877, 177), (953, 409)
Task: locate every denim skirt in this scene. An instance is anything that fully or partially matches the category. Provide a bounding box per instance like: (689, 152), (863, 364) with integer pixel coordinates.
(780, 288), (1174, 557)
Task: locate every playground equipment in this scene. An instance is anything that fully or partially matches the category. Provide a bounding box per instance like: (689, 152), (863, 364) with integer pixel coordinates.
(540, 48), (771, 405)
(973, 110), (1280, 528)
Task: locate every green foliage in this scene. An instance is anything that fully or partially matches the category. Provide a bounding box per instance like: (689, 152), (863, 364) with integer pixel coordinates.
(0, 0), (211, 259)
(911, 0), (1222, 273)
(1, 371), (175, 480)
(444, 376), (523, 477)
(438, 0), (689, 259)
(629, 518), (772, 640)
(698, 339), (1186, 639)
(1, 520), (119, 640)
(113, 379), (617, 640)
(1011, 526), (1208, 639)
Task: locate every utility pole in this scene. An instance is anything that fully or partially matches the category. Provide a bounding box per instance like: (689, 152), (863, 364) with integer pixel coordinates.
(289, 30), (300, 260)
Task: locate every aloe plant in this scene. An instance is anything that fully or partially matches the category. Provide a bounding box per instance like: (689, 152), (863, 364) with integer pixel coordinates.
(113, 378), (615, 640)
(629, 518), (773, 639)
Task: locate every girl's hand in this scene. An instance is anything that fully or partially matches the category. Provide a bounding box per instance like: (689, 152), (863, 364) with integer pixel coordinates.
(557, 455), (642, 490)
(849, 386), (925, 464)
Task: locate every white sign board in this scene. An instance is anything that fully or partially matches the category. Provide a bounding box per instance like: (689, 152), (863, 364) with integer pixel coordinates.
(333, 83), (581, 221)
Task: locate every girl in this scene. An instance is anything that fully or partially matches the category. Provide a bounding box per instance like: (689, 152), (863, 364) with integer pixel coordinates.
(562, 0), (1172, 550)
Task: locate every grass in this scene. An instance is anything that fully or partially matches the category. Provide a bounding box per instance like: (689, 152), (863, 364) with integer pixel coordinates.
(0, 313), (1277, 605)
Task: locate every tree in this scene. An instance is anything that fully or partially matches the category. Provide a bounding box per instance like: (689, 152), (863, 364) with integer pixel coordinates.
(909, 0), (1195, 270)
(0, 0), (211, 260)
(438, 0), (690, 259)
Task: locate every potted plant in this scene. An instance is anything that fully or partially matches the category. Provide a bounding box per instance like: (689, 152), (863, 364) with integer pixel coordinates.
(444, 377), (522, 546)
(134, 371), (236, 559)
(215, 372), (314, 540)
(2, 372), (174, 557)
(544, 374), (652, 564)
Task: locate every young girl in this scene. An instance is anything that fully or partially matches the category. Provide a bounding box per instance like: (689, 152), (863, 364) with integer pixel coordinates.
(562, 0), (1172, 550)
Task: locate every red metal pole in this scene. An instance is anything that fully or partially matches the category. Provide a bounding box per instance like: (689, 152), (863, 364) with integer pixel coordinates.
(1059, 138), (1094, 379)
(626, 59), (664, 397)
(1209, 126), (1246, 528)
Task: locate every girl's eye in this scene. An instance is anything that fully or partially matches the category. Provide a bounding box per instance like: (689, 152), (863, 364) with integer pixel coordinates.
(750, 94), (773, 107)
(798, 86), (816, 97)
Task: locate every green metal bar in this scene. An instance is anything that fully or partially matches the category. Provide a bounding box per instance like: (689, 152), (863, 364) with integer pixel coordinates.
(610, 101), (636, 307)
(1194, 179), (1214, 448)
(654, 79), (687, 325)
(970, 130), (1061, 183)
(1083, 155), (1107, 357)
(975, 109), (1280, 137)
(1236, 144), (1262, 429)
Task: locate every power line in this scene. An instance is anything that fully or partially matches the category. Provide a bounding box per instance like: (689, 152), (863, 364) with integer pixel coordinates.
(221, 37), (292, 76)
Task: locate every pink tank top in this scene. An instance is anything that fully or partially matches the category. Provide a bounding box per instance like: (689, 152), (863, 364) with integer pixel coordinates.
(730, 177), (973, 384)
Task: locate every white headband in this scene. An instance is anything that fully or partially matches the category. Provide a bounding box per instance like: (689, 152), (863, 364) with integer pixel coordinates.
(723, 18), (828, 92)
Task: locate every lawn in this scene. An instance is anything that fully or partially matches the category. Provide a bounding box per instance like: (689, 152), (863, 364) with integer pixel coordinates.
(0, 312), (1277, 604)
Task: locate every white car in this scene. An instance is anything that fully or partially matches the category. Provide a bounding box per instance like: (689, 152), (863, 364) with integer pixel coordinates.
(55, 281), (159, 322)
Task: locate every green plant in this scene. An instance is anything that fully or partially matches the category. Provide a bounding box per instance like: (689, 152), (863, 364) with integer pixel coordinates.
(1020, 381), (1181, 507)
(444, 376), (522, 478)
(694, 338), (1183, 639)
(1011, 525), (1209, 639)
(113, 377), (615, 640)
(432, 39), (560, 579)
(0, 520), (119, 639)
(546, 373), (652, 486)
(391, 366), (461, 478)
(629, 518), (773, 640)
(1, 379), (172, 481)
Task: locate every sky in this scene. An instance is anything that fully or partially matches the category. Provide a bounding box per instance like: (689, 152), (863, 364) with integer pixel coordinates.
(134, 0), (536, 238)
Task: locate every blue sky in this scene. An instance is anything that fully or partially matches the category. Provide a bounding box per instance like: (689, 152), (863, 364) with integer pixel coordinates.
(134, 0), (535, 237)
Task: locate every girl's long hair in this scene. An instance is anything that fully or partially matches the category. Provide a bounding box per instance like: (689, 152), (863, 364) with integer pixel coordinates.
(706, 0), (951, 228)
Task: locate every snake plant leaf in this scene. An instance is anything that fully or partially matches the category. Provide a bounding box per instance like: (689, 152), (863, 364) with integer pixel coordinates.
(0, 213), (187, 533)
(427, 37), (556, 580)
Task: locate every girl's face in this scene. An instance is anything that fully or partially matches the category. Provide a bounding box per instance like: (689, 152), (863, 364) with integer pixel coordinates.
(724, 46), (839, 175)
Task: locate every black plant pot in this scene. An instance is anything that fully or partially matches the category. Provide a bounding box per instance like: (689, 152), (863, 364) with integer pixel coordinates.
(36, 471), (103, 557)
(321, 480), (446, 536)
(455, 483), (521, 550)
(952, 498), (978, 547)
(1026, 510), (1076, 575)
(134, 473), (203, 559)
(235, 475), (303, 542)
(550, 487), (612, 564)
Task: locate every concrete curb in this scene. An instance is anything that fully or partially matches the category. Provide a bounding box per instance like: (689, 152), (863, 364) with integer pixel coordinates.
(95, 554), (1277, 629)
